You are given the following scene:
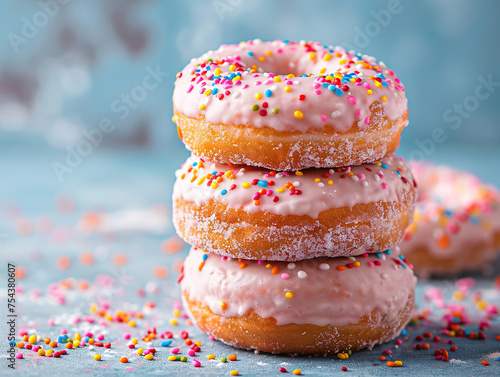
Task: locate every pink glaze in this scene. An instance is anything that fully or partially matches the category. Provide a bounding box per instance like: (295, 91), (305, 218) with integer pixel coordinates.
(181, 247), (416, 327)
(173, 39), (407, 133)
(173, 154), (415, 218)
(401, 162), (500, 276)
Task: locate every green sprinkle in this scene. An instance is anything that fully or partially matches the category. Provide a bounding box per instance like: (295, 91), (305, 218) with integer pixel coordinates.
(273, 108), (279, 114)
(180, 356), (187, 362)
(252, 104), (259, 111)
(221, 357), (227, 363)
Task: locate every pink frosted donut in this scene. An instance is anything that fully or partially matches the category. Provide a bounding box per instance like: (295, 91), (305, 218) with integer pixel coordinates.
(401, 162), (500, 277)
(173, 154), (417, 261)
(180, 246), (416, 355)
(173, 39), (408, 170)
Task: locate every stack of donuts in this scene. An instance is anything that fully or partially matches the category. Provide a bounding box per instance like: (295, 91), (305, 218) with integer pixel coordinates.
(172, 40), (418, 355)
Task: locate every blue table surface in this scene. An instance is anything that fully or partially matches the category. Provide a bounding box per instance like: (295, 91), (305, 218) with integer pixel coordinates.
(1, 144), (500, 376)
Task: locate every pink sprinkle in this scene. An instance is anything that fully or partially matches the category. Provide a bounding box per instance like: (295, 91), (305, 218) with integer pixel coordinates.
(358, 173), (365, 180)
(381, 183), (387, 189)
(186, 85), (193, 93)
(355, 109), (361, 118)
(281, 273), (290, 280)
(61, 329), (68, 335)
(97, 334), (104, 341)
(193, 359), (201, 367)
(321, 114), (327, 122)
(188, 349), (195, 357)
(16, 353), (23, 359)
(123, 333), (131, 340)
(364, 117), (370, 125)
(47, 320), (54, 326)
(367, 262), (375, 267)
(32, 346), (40, 352)
(347, 96), (357, 105)
(382, 350), (392, 355)
(395, 339), (402, 345)
(171, 347), (180, 354)
(257, 260), (263, 265)
(208, 335), (215, 341)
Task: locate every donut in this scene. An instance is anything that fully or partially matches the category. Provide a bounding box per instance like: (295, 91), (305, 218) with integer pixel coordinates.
(172, 154), (417, 261)
(180, 246), (416, 355)
(401, 162), (500, 277)
(172, 39), (408, 171)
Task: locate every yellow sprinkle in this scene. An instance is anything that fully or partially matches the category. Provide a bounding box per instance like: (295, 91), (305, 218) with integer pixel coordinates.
(266, 264), (271, 268)
(319, 67), (326, 74)
(230, 371), (239, 376)
(284, 86), (292, 92)
(29, 335), (37, 344)
(211, 182), (218, 189)
(74, 333), (81, 341)
(207, 354), (216, 360)
(477, 300), (488, 310)
(265, 50), (272, 56)
(242, 182), (251, 189)
(295, 171), (303, 176)
(273, 76), (281, 82)
(277, 187), (285, 193)
(367, 90), (372, 95)
(168, 355), (177, 361)
(129, 321), (136, 327)
(137, 347), (144, 355)
(285, 292), (294, 299)
(195, 341), (202, 346)
(38, 349), (45, 356)
(132, 338), (138, 344)
(375, 81), (382, 88)
(293, 369), (301, 375)
(394, 360), (403, 367)
(286, 74), (295, 79)
(46, 349), (53, 357)
(339, 59), (347, 65)
(324, 53), (332, 61)
(224, 170), (233, 178)
(170, 319), (178, 326)
(229, 64), (236, 72)
(200, 104), (206, 110)
(309, 52), (316, 60)
(381, 96), (388, 102)
(173, 309), (180, 317)
(214, 68), (222, 76)
(259, 56), (265, 62)
(94, 354), (101, 361)
(73, 340), (80, 347)
(327, 180), (333, 185)
(145, 353), (154, 360)
(294, 110), (303, 119)
(255, 93), (263, 100)
(314, 178), (321, 183)
(204, 89), (211, 96)
(353, 261), (360, 267)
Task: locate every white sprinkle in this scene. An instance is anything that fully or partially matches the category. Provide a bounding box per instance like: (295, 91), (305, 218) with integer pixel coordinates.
(329, 169), (335, 174)
(381, 273), (388, 280)
(319, 263), (330, 270)
(287, 263), (296, 270)
(318, 182), (324, 187)
(293, 181), (300, 187)
(331, 110), (341, 118)
(297, 271), (307, 279)
(362, 181), (368, 187)
(233, 91), (241, 99)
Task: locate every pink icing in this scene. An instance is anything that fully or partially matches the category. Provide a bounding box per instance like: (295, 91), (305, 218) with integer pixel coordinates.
(181, 247), (416, 327)
(401, 162), (500, 276)
(173, 154), (415, 218)
(173, 39), (408, 133)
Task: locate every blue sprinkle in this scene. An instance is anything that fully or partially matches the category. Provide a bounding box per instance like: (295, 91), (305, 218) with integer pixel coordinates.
(381, 163), (388, 169)
(335, 88), (344, 96)
(497, 356), (500, 361)
(202, 254), (208, 261)
(399, 255), (405, 260)
(206, 66), (211, 70)
(385, 250), (391, 255)
(265, 89), (272, 97)
(396, 170), (401, 175)
(161, 340), (173, 347)
(382, 81), (389, 87)
(283, 40), (289, 43)
(9, 341), (16, 346)
(221, 189), (227, 195)
(401, 264), (406, 269)
(445, 210), (452, 216)
(322, 83), (329, 88)
(300, 74), (308, 77)
(246, 51), (254, 57)
(328, 84), (335, 91)
(375, 252), (382, 258)
(211, 88), (218, 95)
(400, 329), (407, 336)
(257, 180), (268, 187)
(455, 318), (463, 324)
(192, 162), (197, 166)
(470, 216), (479, 224)
(212, 171), (218, 176)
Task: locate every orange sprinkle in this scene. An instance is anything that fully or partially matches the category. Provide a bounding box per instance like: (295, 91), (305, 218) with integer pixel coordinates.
(228, 354), (237, 361)
(161, 236), (185, 254)
(337, 266), (346, 271)
(120, 356), (128, 363)
(79, 252), (94, 266)
(56, 255), (71, 270)
(380, 356), (386, 361)
(481, 360), (490, 366)
(153, 266), (169, 279)
(386, 361), (395, 367)
(240, 262), (246, 269)
(271, 266), (279, 275)
(221, 302), (228, 311)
